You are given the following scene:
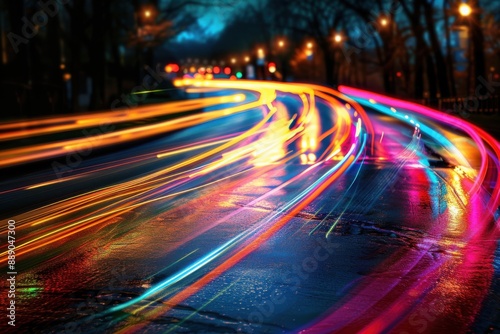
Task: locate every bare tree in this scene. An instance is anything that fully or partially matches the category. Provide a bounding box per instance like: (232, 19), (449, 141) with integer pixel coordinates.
(269, 0), (346, 86)
(340, 0), (403, 94)
(469, 0), (486, 91)
(400, 0), (427, 100)
(422, 0), (451, 98)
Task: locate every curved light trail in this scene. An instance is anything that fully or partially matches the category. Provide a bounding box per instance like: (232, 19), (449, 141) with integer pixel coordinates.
(0, 79), (498, 333)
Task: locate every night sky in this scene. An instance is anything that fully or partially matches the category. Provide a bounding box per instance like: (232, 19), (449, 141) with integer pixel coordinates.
(175, 0), (257, 41)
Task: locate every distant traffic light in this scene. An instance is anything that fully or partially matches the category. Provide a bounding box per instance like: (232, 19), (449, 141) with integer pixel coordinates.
(213, 66), (221, 74)
(224, 67), (231, 75)
(268, 62), (276, 74)
(165, 63), (179, 73)
(236, 71), (243, 79)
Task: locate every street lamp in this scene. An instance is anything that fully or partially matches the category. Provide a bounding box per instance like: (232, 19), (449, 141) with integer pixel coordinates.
(380, 18), (388, 27)
(244, 56), (250, 63)
(278, 40), (285, 48)
(452, 2), (473, 95)
(459, 3), (472, 17)
(231, 58), (236, 64)
(304, 42), (315, 80)
(257, 48), (265, 59)
(334, 34), (342, 43)
(139, 5), (157, 25)
(256, 48), (266, 79)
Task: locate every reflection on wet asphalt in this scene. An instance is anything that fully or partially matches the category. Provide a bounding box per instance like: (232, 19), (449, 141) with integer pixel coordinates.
(0, 82), (498, 333)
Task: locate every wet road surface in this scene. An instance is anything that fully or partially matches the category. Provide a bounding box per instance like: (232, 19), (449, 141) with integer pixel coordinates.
(0, 80), (499, 333)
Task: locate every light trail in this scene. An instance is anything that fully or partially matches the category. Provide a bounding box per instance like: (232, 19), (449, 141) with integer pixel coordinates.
(104, 139), (364, 334)
(294, 85), (500, 333)
(0, 94), (247, 141)
(1, 79), (497, 334)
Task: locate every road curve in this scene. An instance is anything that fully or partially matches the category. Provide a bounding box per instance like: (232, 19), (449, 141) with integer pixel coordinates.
(0, 80), (498, 333)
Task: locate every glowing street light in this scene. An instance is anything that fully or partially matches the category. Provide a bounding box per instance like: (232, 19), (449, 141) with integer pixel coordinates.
(244, 56), (250, 63)
(380, 18), (388, 26)
(459, 3), (472, 17)
(268, 62), (277, 74)
(278, 40), (285, 48)
(334, 34), (342, 43)
(139, 5), (157, 25)
(257, 48), (265, 61)
(307, 42), (313, 49)
(231, 58), (236, 64)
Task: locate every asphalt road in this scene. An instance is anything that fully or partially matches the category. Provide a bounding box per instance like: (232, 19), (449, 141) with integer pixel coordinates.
(0, 80), (498, 333)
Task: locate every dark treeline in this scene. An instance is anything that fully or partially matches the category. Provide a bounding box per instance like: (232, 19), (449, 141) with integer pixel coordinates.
(210, 0), (499, 102)
(0, 0), (232, 118)
(0, 0), (499, 119)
